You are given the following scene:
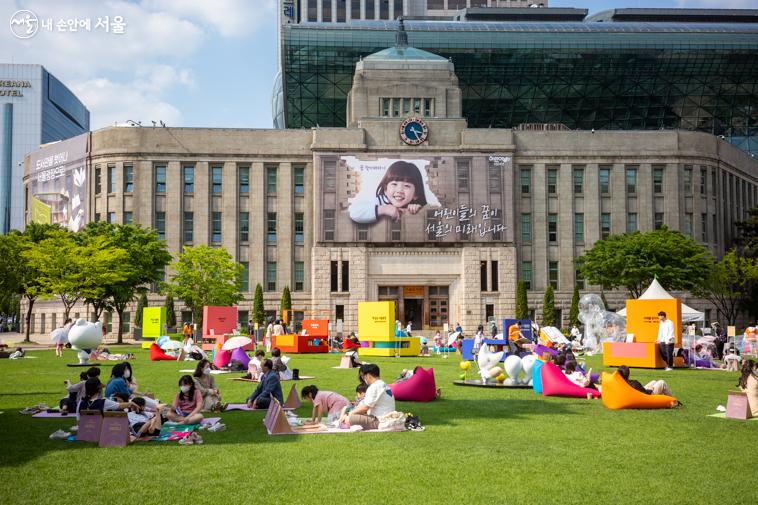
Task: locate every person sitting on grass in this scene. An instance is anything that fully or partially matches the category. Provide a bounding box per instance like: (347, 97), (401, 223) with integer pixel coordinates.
(60, 367), (100, 415)
(339, 364), (395, 430)
(193, 359), (226, 412)
(301, 385), (350, 425)
(168, 375), (204, 425)
(104, 363), (134, 399)
(737, 359), (758, 418)
(617, 365), (675, 399)
(128, 397), (168, 440)
(339, 383), (368, 418)
(563, 360), (594, 389)
(246, 350), (266, 380)
(246, 359), (283, 410)
(271, 347), (292, 380)
(76, 377), (134, 420)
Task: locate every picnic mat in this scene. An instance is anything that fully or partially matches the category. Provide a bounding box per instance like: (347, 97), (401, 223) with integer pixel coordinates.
(269, 417), (405, 435)
(179, 369), (232, 374)
(230, 375), (315, 382)
(67, 362), (115, 367)
(224, 403), (295, 412)
(707, 413), (758, 421)
(33, 411), (75, 418)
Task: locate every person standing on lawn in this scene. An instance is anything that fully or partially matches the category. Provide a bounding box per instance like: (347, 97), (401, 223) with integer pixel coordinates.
(657, 311), (676, 371)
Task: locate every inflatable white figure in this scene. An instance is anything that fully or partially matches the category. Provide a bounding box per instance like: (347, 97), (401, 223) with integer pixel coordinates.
(503, 354), (523, 386)
(68, 318), (102, 364)
(578, 294), (627, 354)
(521, 354), (536, 386)
(477, 343), (503, 382)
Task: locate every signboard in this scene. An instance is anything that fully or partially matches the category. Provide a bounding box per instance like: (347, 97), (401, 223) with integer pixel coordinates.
(358, 301), (395, 340)
(142, 307), (166, 338)
(403, 286), (424, 298)
(202, 306), (238, 337)
(625, 299), (682, 346)
(26, 133), (88, 231)
(316, 154), (513, 243)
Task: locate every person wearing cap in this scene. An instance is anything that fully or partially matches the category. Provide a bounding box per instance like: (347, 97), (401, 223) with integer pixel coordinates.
(657, 311), (676, 370)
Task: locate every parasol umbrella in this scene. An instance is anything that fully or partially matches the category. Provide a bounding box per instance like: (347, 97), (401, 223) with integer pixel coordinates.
(160, 339), (182, 351)
(446, 331), (460, 347)
(50, 327), (69, 345)
(222, 336), (252, 351)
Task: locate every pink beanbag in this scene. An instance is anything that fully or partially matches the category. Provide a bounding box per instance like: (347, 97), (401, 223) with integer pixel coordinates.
(389, 367), (437, 402)
(149, 343), (177, 361)
(213, 347), (232, 368)
(230, 347), (250, 368)
(540, 362), (600, 398)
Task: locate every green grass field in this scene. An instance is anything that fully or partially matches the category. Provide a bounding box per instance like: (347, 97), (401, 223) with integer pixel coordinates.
(0, 347), (755, 505)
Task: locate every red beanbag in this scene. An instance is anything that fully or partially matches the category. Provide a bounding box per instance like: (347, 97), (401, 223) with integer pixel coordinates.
(540, 362), (600, 398)
(149, 343), (177, 361)
(389, 367), (437, 402)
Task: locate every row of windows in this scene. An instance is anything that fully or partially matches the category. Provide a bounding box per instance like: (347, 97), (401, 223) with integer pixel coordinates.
(95, 164), (133, 195)
(520, 260), (578, 291)
(380, 97), (434, 118)
(153, 211), (306, 245)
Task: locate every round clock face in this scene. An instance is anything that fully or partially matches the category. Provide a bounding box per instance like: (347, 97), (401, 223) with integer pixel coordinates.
(399, 117), (429, 146)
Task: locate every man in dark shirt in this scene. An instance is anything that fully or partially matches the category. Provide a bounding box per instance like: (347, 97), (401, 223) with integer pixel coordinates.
(246, 359), (283, 409)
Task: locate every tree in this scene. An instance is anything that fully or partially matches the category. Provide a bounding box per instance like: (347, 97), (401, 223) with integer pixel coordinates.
(569, 285), (580, 327)
(164, 291), (177, 329)
(134, 291), (148, 328)
(280, 285), (292, 325)
(515, 280), (528, 320)
(600, 291), (610, 312)
(253, 283), (265, 327)
(542, 285), (555, 327)
(576, 227), (712, 298)
(696, 250), (758, 325)
(166, 245), (243, 327)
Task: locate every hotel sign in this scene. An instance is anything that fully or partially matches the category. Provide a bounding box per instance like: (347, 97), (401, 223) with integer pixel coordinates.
(0, 79), (32, 97)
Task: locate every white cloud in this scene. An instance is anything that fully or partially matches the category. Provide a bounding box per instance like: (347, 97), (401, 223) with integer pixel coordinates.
(675, 0), (758, 7)
(144, 0), (277, 38)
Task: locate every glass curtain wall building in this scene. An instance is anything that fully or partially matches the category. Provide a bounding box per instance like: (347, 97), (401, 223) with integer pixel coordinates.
(275, 10), (758, 155)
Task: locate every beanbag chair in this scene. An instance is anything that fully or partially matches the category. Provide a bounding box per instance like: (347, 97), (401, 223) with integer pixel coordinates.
(342, 339), (360, 350)
(601, 371), (677, 410)
(230, 347), (250, 368)
(149, 343), (176, 361)
(213, 346), (232, 368)
(389, 367), (437, 402)
(540, 362), (600, 398)
(532, 358), (544, 394)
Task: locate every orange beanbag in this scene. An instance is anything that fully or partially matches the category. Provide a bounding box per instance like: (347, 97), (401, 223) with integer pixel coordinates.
(601, 371), (677, 410)
(149, 343), (176, 361)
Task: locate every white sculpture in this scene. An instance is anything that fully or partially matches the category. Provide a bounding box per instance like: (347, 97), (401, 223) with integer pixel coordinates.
(578, 294), (626, 354)
(68, 318), (102, 364)
(521, 354), (536, 386)
(476, 343), (503, 382)
(503, 354), (523, 386)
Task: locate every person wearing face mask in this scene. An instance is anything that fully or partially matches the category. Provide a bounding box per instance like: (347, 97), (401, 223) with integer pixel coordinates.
(168, 375), (204, 425)
(128, 397), (169, 440)
(193, 359), (226, 412)
(76, 377), (134, 421)
(104, 362), (134, 399)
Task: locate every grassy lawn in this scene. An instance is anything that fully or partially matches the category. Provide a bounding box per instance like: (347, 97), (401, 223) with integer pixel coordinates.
(0, 347), (755, 505)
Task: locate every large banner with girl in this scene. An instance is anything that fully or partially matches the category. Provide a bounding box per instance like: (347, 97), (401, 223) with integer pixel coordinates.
(315, 154), (513, 244)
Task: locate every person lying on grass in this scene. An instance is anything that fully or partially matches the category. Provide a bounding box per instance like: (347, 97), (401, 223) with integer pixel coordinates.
(301, 385), (350, 425)
(168, 375), (204, 425)
(76, 377), (135, 420)
(563, 361), (595, 389)
(128, 397), (170, 440)
(246, 359), (283, 410)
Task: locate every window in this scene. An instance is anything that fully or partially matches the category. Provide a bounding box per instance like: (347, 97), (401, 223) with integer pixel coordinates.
(700, 167), (707, 194)
(601, 213), (611, 239)
(381, 98), (390, 117)
(341, 261), (349, 292)
(95, 213), (101, 222)
(548, 261), (559, 289)
(211, 166), (222, 194)
(712, 214), (717, 242)
(626, 213), (637, 233)
(574, 213), (584, 244)
(653, 166), (664, 194)
(547, 166), (558, 195)
(107, 212), (116, 224)
(547, 214), (557, 243)
(212, 212), (222, 243)
(390, 219), (401, 241)
(155, 211), (165, 240)
(625, 166), (637, 194)
(322, 0), (332, 20)
(123, 211), (133, 225)
(40, 313), (46, 334)
(521, 213), (532, 243)
(183, 166), (194, 194)
(522, 261), (532, 290)
(357, 223), (369, 241)
(457, 160), (470, 192)
(520, 167), (532, 194)
(488, 160), (502, 192)
(654, 212), (664, 230)
(573, 166), (584, 194)
(294, 166), (305, 194)
(236, 262), (248, 292)
(267, 212), (276, 242)
(576, 268), (585, 290)
(121, 312), (130, 333)
(239, 166), (249, 194)
(183, 212), (193, 243)
(239, 212), (249, 242)
(683, 165), (693, 194)
(684, 213), (693, 237)
(480, 261), (488, 292)
(266, 262), (277, 291)
(330, 261), (338, 292)
(155, 165), (166, 193)
(95, 165), (101, 194)
(711, 169), (717, 196)
(266, 166), (277, 194)
(491, 261), (499, 292)
(294, 261), (304, 292)
(107, 164), (116, 193)
(701, 213), (708, 242)
(323, 161), (335, 191)
(105, 312), (112, 333)
(123, 164), (133, 193)
(599, 166), (610, 194)
(324, 209), (335, 240)
(423, 98), (433, 116)
(295, 212), (304, 243)
(335, 304), (344, 322)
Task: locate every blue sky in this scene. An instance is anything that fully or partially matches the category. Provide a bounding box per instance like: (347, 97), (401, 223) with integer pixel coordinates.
(1, 0), (753, 130)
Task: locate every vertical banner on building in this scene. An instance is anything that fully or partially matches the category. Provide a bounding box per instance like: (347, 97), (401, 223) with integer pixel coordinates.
(26, 132), (88, 231)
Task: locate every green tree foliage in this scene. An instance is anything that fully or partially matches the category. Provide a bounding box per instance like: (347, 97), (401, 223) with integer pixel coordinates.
(280, 285), (292, 325)
(167, 245), (243, 327)
(515, 280), (528, 320)
(164, 291), (177, 329)
(569, 285), (580, 327)
(695, 250), (758, 325)
(134, 291), (148, 328)
(253, 283), (265, 327)
(542, 285), (555, 327)
(576, 227), (711, 298)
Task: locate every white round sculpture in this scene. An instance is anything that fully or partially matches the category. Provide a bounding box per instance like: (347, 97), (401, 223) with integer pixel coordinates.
(521, 354), (536, 385)
(503, 354), (523, 385)
(68, 318), (102, 364)
(477, 343), (504, 381)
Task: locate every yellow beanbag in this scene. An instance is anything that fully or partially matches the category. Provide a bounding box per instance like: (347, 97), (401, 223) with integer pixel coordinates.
(601, 371), (677, 410)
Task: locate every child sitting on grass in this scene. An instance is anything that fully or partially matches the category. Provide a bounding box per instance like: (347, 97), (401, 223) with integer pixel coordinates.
(301, 385), (350, 425)
(338, 383), (368, 419)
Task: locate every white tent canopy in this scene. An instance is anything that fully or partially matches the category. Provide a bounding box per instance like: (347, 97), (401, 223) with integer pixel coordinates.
(616, 278), (705, 323)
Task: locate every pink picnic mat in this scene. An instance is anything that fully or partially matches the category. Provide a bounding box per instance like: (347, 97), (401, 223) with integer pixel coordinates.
(224, 403), (294, 412)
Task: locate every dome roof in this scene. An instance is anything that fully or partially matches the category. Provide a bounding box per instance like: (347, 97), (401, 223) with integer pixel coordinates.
(364, 46), (447, 62)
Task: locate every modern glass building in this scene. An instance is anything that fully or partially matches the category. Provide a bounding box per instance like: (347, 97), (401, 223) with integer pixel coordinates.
(0, 64), (90, 233)
(275, 8), (758, 156)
